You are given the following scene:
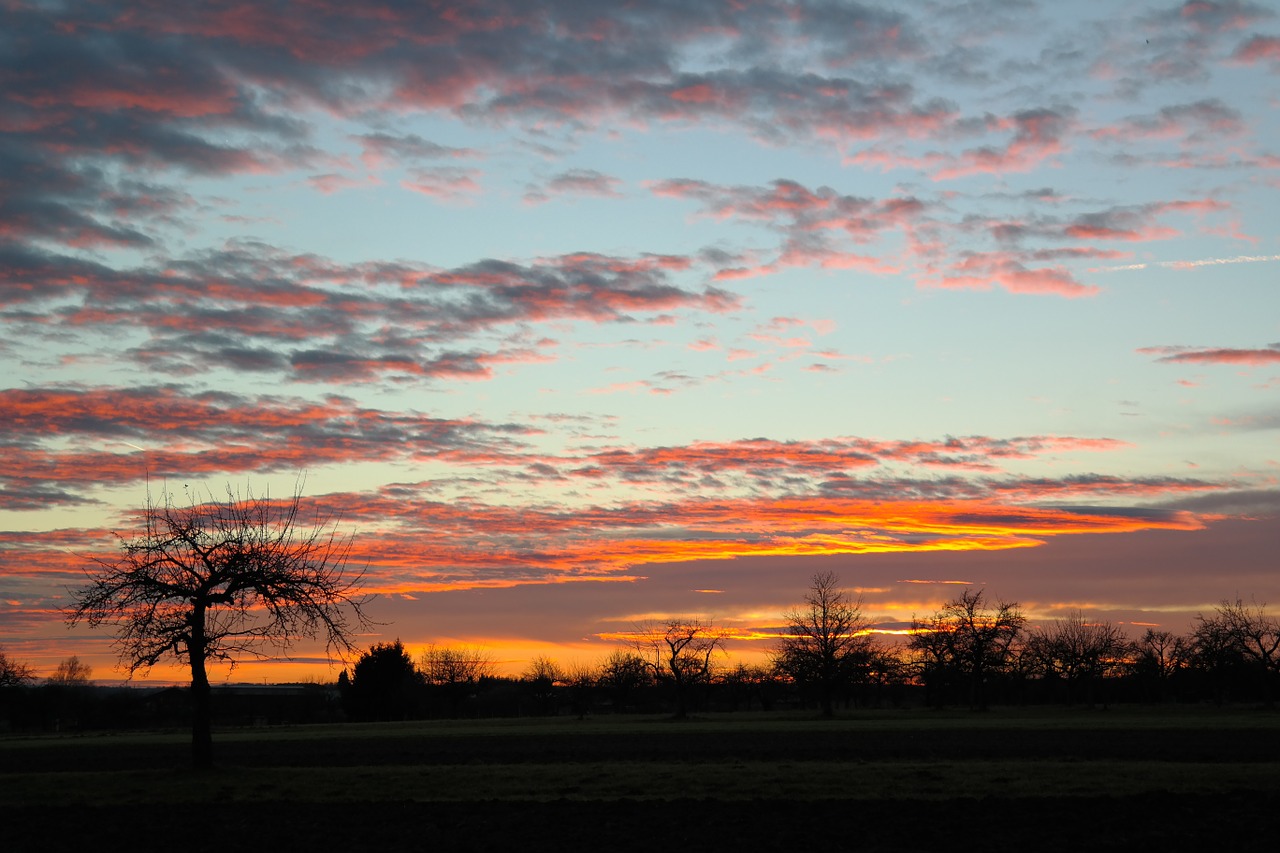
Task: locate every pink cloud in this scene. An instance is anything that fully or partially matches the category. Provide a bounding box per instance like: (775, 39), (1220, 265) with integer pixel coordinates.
(932, 108), (1074, 180)
(1091, 99), (1245, 143)
(1140, 345), (1280, 366)
(400, 167), (483, 202)
(307, 172), (376, 194)
(524, 169), (624, 205)
(930, 252), (1099, 298)
(1232, 34), (1280, 64)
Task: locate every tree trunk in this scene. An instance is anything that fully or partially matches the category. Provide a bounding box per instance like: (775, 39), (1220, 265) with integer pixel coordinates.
(820, 687), (834, 718)
(189, 610), (213, 770)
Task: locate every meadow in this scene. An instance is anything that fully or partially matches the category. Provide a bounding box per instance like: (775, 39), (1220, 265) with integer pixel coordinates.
(3, 706), (1279, 852)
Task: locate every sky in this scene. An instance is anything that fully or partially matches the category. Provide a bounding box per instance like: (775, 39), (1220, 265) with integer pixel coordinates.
(2, 0), (1279, 683)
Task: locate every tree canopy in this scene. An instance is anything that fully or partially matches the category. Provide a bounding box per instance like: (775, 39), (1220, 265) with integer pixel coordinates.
(773, 571), (876, 717)
(69, 483), (370, 767)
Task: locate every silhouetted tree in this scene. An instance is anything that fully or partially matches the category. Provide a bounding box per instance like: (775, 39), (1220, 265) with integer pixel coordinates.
(0, 647), (34, 687)
(1199, 598), (1280, 707)
(597, 649), (652, 712)
(349, 640), (421, 720)
(1190, 610), (1246, 704)
(47, 656), (93, 686)
(773, 571), (876, 717)
(722, 663), (781, 711)
(39, 655), (96, 731)
(1130, 628), (1191, 703)
(867, 644), (912, 708)
(419, 644), (495, 717)
(908, 610), (959, 708)
(630, 618), (727, 719)
(563, 660), (596, 719)
(1025, 611), (1127, 705)
(910, 589), (1025, 710)
(69, 484), (370, 769)
(522, 655), (562, 715)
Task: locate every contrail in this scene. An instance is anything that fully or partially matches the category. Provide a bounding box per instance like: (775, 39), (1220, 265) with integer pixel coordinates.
(1101, 254), (1280, 272)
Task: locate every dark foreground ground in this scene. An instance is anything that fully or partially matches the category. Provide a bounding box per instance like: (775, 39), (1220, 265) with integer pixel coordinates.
(5, 708), (1280, 852)
(9, 795), (1280, 853)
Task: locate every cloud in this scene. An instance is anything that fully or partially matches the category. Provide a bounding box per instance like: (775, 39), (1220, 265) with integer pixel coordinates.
(307, 172), (375, 194)
(649, 178), (926, 240)
(927, 251), (1099, 298)
(1062, 200), (1225, 243)
(135, 492), (1217, 589)
(400, 167), (483, 201)
(3, 241), (738, 383)
(1139, 344), (1280, 366)
(355, 132), (481, 169)
(5, 386), (1208, 518)
(1091, 99), (1245, 143)
(1163, 1), (1273, 34)
(0, 384), (536, 502)
(932, 108), (1076, 180)
(524, 169), (624, 204)
(0, 0), (936, 158)
(1232, 34), (1280, 65)
(650, 176), (926, 280)
(10, 481), (1204, 595)
(1102, 254), (1280, 272)
(651, 177), (1226, 298)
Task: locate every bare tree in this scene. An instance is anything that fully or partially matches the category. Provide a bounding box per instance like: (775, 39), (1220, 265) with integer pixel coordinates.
(523, 655), (563, 684)
(629, 618), (726, 719)
(596, 649), (652, 712)
(47, 655), (93, 685)
(1130, 628), (1191, 702)
(419, 644), (495, 685)
(0, 647), (34, 687)
(1025, 611), (1127, 705)
(722, 662), (782, 712)
(773, 571), (876, 717)
(1190, 609), (1246, 704)
(563, 660), (597, 719)
(910, 589), (1025, 710)
(69, 484), (370, 769)
(418, 644), (495, 717)
(522, 655), (563, 715)
(1200, 598), (1280, 707)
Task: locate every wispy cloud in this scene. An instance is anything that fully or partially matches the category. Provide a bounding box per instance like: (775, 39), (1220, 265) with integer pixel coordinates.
(1139, 344), (1280, 366)
(1104, 254), (1280, 272)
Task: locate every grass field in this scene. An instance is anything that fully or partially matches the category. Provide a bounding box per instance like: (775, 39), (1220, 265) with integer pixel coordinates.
(4, 706), (1280, 851)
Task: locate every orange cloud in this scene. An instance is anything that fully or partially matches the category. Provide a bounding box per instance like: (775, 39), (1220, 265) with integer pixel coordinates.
(306, 493), (1209, 593)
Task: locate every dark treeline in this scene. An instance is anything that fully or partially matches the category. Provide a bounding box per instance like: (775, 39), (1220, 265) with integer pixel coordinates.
(3, 577), (1279, 732)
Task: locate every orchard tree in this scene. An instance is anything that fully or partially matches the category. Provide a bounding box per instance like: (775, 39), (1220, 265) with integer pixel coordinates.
(596, 649), (652, 711)
(1129, 628), (1192, 702)
(563, 660), (597, 719)
(1198, 598), (1280, 707)
(1024, 611), (1127, 705)
(773, 571), (876, 717)
(910, 589), (1025, 710)
(630, 618), (727, 719)
(418, 644), (495, 717)
(69, 484), (370, 769)
(419, 644), (495, 686)
(522, 655), (563, 716)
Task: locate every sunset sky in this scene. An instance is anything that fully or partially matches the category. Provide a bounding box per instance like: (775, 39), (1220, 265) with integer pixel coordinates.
(2, 0), (1279, 683)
